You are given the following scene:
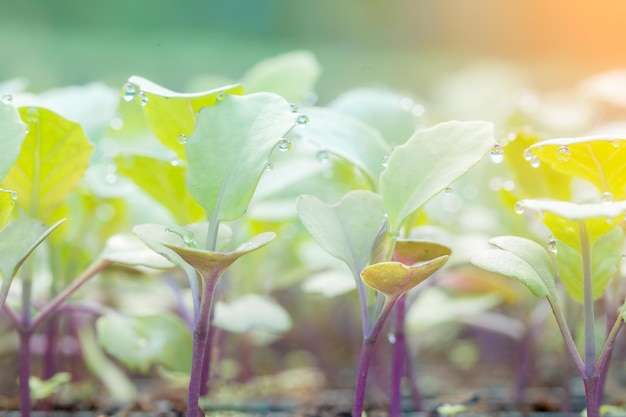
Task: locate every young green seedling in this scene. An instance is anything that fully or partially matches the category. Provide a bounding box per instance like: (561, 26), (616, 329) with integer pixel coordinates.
(298, 120), (494, 416)
(126, 77), (299, 417)
(472, 136), (626, 417)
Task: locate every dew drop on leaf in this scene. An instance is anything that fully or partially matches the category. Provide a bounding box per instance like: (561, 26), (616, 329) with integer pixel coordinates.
(26, 107), (38, 123)
(289, 103), (299, 113)
(177, 134), (188, 144)
(556, 146), (571, 162)
(523, 148), (533, 161)
(316, 149), (329, 163)
(264, 161), (273, 172)
(216, 91), (225, 101)
(548, 235), (557, 254)
(138, 91), (148, 106)
(296, 114), (309, 127)
(489, 143), (504, 164)
(444, 187), (453, 195)
(514, 202), (525, 214)
(387, 332), (397, 344)
(381, 155), (389, 168)
(278, 138), (291, 152)
(1, 94), (12, 105)
(530, 155), (540, 168)
(183, 231), (197, 248)
(10, 191), (18, 201)
(601, 192), (614, 204)
(612, 139), (621, 148)
(122, 82), (136, 102)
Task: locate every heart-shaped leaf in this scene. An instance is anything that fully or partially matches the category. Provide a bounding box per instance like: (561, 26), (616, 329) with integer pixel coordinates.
(186, 93), (297, 225)
(115, 155), (204, 224)
(241, 50), (321, 103)
(295, 107), (391, 186)
(380, 121), (494, 231)
(554, 227), (623, 302)
(213, 294), (292, 334)
(471, 236), (557, 300)
(96, 313), (192, 373)
(0, 100), (27, 181)
(2, 107), (93, 220)
(0, 217), (65, 310)
(297, 190), (386, 277)
(361, 256), (449, 298)
(527, 136), (626, 200)
(126, 76), (244, 159)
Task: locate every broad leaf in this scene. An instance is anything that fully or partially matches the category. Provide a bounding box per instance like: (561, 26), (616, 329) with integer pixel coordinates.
(127, 76), (244, 159)
(115, 155), (204, 224)
(241, 50), (321, 103)
(527, 136), (626, 200)
(393, 240), (451, 265)
(380, 121), (494, 231)
(554, 227), (623, 302)
(295, 107), (391, 186)
(470, 236), (556, 300)
(330, 88), (422, 146)
(101, 234), (174, 269)
(0, 100), (27, 181)
(297, 190), (386, 277)
(2, 107), (93, 220)
(0, 190), (15, 230)
(186, 93), (297, 222)
(360, 256), (449, 298)
(96, 313), (192, 373)
(0, 217), (65, 310)
(213, 294), (292, 334)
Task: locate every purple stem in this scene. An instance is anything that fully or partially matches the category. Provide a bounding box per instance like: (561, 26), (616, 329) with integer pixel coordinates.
(513, 327), (532, 404)
(389, 295), (406, 417)
(187, 270), (220, 417)
(19, 330), (32, 417)
(199, 303), (218, 396)
(583, 377), (601, 417)
(353, 296), (397, 417)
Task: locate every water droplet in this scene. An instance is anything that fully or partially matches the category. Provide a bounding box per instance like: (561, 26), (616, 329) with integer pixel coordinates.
(278, 138), (291, 152)
(556, 146), (571, 162)
(381, 155), (389, 168)
(387, 332), (397, 344)
(523, 148), (533, 161)
(264, 161), (273, 172)
(177, 134), (188, 144)
(289, 103), (299, 113)
(24, 125), (30, 134)
(530, 155), (540, 168)
(602, 192), (614, 204)
(10, 190), (17, 201)
(183, 230), (197, 248)
(122, 82), (136, 102)
(170, 158), (182, 167)
(490, 143), (504, 164)
(216, 91), (225, 101)
(139, 91), (148, 106)
(296, 114), (309, 126)
(444, 187), (453, 195)
(26, 107), (38, 123)
(316, 148), (329, 163)
(1, 94), (12, 105)
(514, 202), (525, 214)
(612, 139), (621, 148)
(548, 236), (557, 254)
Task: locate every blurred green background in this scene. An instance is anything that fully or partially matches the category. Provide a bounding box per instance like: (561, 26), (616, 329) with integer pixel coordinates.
(2, 0), (626, 101)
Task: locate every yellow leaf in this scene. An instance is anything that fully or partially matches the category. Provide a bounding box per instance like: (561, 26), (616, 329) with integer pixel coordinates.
(0, 189), (15, 231)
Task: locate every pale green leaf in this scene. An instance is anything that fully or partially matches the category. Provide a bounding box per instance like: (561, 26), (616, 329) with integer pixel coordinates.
(0, 101), (27, 181)
(127, 76), (244, 159)
(2, 107), (93, 220)
(297, 190), (386, 276)
(301, 269), (356, 298)
(186, 93), (297, 222)
(213, 294), (292, 334)
(330, 88), (422, 146)
(30, 373), (71, 401)
(96, 313), (192, 374)
(101, 234), (174, 269)
(470, 236), (556, 300)
(380, 121), (494, 231)
(296, 107), (391, 186)
(241, 50), (321, 103)
(115, 155), (204, 224)
(0, 217), (65, 310)
(360, 256), (449, 297)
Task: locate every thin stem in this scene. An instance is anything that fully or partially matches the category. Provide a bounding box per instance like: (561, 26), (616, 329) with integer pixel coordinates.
(356, 275), (369, 337)
(31, 259), (112, 331)
(389, 295), (406, 417)
(594, 315), (623, 397)
(550, 298), (586, 376)
(2, 304), (21, 329)
(579, 220), (596, 377)
(18, 331), (32, 417)
(583, 377), (601, 417)
(353, 296), (398, 417)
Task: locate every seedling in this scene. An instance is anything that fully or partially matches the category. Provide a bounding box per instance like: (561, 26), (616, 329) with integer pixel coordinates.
(472, 136), (626, 417)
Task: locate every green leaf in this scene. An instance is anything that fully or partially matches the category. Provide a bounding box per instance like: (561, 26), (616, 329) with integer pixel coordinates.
(186, 93), (297, 222)
(241, 50), (321, 103)
(555, 227), (623, 302)
(330, 88), (422, 146)
(296, 107), (391, 186)
(96, 313), (192, 374)
(297, 190), (386, 277)
(0, 189), (15, 230)
(29, 372), (71, 401)
(0, 217), (65, 310)
(101, 234), (174, 269)
(360, 256), (449, 298)
(470, 236), (557, 300)
(213, 294), (292, 334)
(0, 101), (27, 181)
(380, 121), (494, 231)
(127, 76), (244, 159)
(2, 107), (94, 220)
(115, 154), (204, 224)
